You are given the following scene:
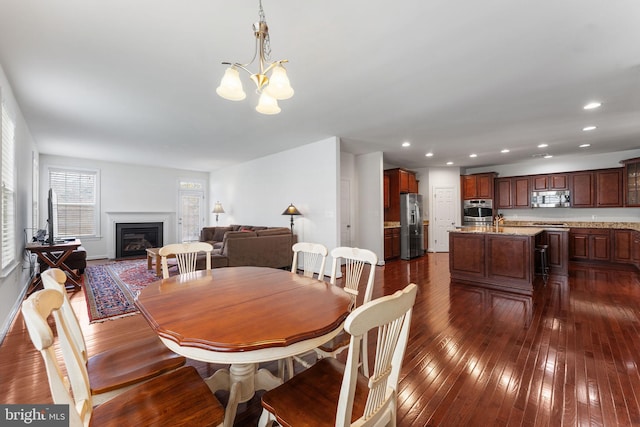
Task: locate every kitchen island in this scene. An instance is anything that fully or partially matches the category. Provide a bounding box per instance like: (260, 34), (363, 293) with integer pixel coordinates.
(449, 226), (545, 296)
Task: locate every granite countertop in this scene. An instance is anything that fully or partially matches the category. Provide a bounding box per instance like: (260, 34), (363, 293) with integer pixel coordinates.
(383, 220), (429, 229)
(451, 226), (545, 236)
(504, 220), (640, 232)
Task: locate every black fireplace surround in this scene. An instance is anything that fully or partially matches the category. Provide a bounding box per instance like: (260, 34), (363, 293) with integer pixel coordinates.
(115, 222), (163, 258)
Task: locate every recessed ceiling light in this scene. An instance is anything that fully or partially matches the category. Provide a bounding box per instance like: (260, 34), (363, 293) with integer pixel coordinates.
(501, 149), (510, 153)
(425, 152), (433, 157)
(538, 143), (548, 148)
(583, 126), (597, 131)
(584, 102), (602, 110)
(402, 141), (411, 147)
(579, 143), (591, 148)
(446, 161), (454, 166)
(544, 154), (553, 159)
(469, 154), (477, 158)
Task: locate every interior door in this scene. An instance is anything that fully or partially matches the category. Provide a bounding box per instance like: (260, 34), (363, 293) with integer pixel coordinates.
(433, 187), (457, 252)
(178, 190), (204, 242)
(340, 179), (352, 246)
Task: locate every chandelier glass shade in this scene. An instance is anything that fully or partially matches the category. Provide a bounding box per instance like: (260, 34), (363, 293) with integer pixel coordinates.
(216, 0), (294, 114)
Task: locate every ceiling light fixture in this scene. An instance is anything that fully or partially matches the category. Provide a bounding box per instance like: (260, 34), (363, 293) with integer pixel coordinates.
(538, 143), (548, 148)
(425, 152), (433, 157)
(402, 142), (411, 147)
(583, 126), (597, 131)
(583, 102), (602, 110)
(446, 161), (454, 165)
(579, 143), (591, 148)
(216, 0), (293, 115)
(544, 155), (553, 159)
(501, 149), (510, 153)
(469, 154), (477, 158)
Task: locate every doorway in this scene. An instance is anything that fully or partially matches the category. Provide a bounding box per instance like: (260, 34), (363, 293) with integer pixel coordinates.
(433, 187), (457, 252)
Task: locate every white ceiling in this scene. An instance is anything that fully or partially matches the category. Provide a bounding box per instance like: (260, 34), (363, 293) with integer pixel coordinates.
(0, 0), (639, 172)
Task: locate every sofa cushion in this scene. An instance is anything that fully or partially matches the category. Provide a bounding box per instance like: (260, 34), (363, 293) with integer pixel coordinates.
(212, 226), (232, 242)
(256, 227), (291, 237)
(221, 230), (257, 254)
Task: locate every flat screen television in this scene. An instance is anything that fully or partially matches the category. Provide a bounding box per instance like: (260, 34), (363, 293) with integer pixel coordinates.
(46, 188), (59, 245)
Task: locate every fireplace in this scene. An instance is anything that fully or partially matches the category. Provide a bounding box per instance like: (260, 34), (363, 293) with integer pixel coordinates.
(116, 222), (163, 258)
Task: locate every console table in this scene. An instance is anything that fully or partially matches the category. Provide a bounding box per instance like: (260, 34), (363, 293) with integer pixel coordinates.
(26, 239), (82, 295)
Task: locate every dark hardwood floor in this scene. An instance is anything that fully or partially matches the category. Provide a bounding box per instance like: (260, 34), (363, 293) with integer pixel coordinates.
(2, 253), (640, 426)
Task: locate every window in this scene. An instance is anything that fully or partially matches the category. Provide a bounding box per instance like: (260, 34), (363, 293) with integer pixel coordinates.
(49, 168), (99, 237)
(1, 101), (16, 270)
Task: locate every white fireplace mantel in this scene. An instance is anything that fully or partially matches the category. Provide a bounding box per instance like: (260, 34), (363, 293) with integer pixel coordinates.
(106, 212), (175, 259)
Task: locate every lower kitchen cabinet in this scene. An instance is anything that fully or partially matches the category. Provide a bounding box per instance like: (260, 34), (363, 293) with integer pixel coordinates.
(569, 228), (611, 262)
(384, 227), (400, 260)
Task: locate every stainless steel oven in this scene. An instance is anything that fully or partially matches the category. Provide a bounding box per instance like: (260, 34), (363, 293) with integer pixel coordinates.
(463, 199), (493, 225)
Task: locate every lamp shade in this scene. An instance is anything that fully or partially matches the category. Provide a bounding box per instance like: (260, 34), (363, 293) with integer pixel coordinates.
(281, 203), (301, 216)
(216, 67), (247, 101)
(265, 64), (294, 100)
(212, 201), (225, 214)
(255, 91), (281, 115)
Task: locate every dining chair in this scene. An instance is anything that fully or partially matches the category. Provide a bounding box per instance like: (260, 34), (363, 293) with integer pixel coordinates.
(315, 246), (378, 376)
(41, 268), (187, 405)
(291, 242), (328, 279)
(22, 288), (226, 427)
(259, 283), (418, 427)
(159, 241), (213, 279)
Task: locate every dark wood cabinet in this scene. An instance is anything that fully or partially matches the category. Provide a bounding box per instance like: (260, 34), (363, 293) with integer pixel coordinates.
(595, 168), (623, 207)
(384, 227), (400, 260)
(542, 230), (568, 276)
(570, 172), (595, 207)
(384, 168), (418, 222)
(569, 228), (611, 262)
(613, 229), (633, 263)
(532, 173), (568, 191)
(424, 223), (428, 253)
(495, 176), (530, 209)
(621, 157), (640, 207)
(462, 173), (495, 200)
(633, 231), (640, 267)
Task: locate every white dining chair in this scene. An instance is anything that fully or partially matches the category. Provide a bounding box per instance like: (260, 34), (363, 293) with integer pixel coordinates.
(21, 288), (226, 427)
(159, 241), (213, 279)
(291, 242), (328, 279)
(315, 246), (378, 376)
(259, 283), (418, 427)
(40, 268), (186, 405)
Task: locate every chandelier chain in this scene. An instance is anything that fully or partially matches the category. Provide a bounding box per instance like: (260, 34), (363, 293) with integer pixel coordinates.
(258, 0), (271, 61)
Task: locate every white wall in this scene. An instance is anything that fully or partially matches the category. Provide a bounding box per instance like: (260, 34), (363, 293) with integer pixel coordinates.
(355, 152), (384, 264)
(209, 137), (341, 273)
(39, 155), (209, 259)
(0, 65), (39, 341)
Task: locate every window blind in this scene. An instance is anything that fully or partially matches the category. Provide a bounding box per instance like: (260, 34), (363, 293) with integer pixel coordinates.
(49, 168), (98, 237)
(1, 102), (16, 269)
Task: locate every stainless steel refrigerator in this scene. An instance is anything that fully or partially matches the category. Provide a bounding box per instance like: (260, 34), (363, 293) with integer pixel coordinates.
(400, 193), (424, 260)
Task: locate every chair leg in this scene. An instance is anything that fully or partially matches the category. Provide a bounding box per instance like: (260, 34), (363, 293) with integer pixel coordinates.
(258, 409), (275, 427)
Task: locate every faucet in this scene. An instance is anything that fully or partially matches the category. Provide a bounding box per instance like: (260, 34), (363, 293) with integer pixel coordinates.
(494, 214), (504, 228)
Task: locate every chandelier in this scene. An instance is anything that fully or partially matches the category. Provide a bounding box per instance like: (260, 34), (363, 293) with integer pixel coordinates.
(215, 0), (294, 115)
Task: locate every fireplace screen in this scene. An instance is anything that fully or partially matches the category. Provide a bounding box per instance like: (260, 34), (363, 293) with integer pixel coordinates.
(115, 222), (163, 258)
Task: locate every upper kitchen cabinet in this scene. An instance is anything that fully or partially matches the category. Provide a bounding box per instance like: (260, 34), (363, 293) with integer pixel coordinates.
(384, 168), (418, 222)
(570, 168), (623, 208)
(462, 173), (495, 200)
(621, 157), (640, 207)
(495, 176), (530, 209)
(532, 173), (569, 191)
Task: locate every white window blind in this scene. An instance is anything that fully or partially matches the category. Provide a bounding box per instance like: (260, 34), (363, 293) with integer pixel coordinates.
(1, 102), (16, 269)
(49, 168), (98, 237)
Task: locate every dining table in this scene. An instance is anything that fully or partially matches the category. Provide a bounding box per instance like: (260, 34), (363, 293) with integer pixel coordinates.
(135, 266), (351, 425)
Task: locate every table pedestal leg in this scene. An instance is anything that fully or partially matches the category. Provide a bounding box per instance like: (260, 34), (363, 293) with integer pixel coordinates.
(205, 363), (283, 427)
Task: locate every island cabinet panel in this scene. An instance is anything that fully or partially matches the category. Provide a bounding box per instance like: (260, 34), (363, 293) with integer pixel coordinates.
(486, 236), (530, 281)
(449, 233), (485, 277)
(537, 230), (569, 276)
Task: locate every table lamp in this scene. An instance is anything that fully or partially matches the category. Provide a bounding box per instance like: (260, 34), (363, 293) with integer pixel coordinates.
(281, 203), (301, 233)
(212, 201), (225, 225)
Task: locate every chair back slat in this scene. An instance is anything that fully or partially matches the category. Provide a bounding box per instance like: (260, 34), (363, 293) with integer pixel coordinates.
(329, 247), (378, 309)
(159, 242), (213, 278)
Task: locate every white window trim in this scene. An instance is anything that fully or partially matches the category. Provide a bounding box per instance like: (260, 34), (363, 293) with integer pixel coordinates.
(1, 97), (17, 277)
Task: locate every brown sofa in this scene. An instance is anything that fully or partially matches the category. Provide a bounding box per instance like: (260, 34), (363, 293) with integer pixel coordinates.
(197, 225), (296, 269)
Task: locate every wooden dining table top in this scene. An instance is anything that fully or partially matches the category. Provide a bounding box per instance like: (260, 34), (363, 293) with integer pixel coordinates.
(135, 266), (352, 354)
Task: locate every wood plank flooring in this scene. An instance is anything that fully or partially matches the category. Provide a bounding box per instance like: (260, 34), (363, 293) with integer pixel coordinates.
(2, 254), (639, 426)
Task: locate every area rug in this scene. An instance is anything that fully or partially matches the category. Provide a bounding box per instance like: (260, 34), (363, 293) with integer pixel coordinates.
(83, 259), (160, 323)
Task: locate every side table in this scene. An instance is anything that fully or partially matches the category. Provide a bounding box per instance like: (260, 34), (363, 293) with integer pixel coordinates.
(26, 239), (82, 295)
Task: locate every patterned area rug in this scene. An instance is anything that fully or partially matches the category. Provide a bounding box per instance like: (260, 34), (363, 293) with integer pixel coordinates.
(83, 259), (160, 323)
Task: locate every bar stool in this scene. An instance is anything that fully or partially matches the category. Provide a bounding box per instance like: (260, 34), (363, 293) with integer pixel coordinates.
(535, 244), (549, 283)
